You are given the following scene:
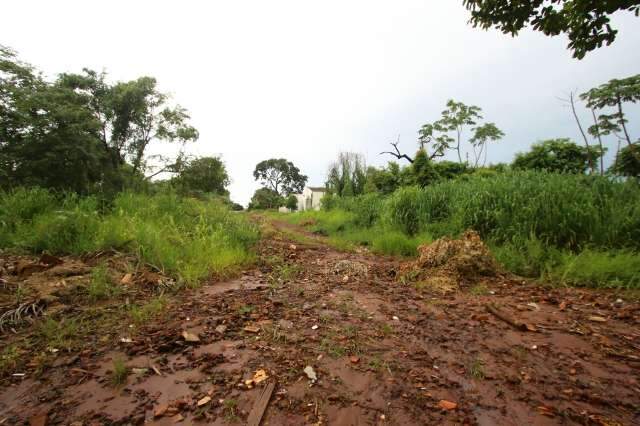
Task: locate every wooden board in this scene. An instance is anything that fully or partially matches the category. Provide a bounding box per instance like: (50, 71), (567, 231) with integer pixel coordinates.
(247, 381), (276, 426)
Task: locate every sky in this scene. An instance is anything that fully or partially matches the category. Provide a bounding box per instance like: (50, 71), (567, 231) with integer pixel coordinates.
(2, 1), (639, 205)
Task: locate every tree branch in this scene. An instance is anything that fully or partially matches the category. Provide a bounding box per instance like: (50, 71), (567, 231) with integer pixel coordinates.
(380, 139), (414, 163)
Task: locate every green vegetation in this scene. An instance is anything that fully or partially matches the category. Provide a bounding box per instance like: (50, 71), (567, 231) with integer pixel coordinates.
(286, 171), (640, 288)
(128, 297), (167, 324)
(0, 189), (258, 284)
(37, 318), (82, 351)
(110, 358), (129, 386)
(87, 264), (122, 302)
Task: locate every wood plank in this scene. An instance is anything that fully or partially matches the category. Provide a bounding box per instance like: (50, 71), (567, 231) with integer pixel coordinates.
(247, 381), (276, 426)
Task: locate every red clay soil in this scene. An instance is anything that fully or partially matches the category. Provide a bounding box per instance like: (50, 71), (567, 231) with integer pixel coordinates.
(1, 219), (639, 425)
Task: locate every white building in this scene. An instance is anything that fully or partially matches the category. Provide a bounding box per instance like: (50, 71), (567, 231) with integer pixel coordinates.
(295, 187), (327, 211)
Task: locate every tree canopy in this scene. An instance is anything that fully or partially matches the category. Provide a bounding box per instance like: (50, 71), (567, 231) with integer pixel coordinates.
(173, 156), (230, 196)
(248, 187), (283, 210)
(462, 0), (640, 59)
(0, 46), (198, 194)
(512, 138), (602, 174)
(253, 158), (307, 196)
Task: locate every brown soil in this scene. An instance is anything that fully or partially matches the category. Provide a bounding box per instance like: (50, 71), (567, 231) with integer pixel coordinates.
(1, 218), (639, 425)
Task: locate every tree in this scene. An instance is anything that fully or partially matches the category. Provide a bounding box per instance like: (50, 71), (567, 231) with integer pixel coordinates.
(1, 46), (107, 193)
(469, 122), (505, 167)
(609, 144), (640, 178)
(580, 75), (640, 162)
(253, 158), (307, 196)
(173, 156), (230, 196)
(462, 1), (640, 59)
(412, 149), (440, 187)
(57, 69), (199, 177)
(419, 100), (502, 165)
(285, 194), (298, 211)
(326, 152), (367, 197)
(512, 138), (602, 174)
(248, 187), (283, 210)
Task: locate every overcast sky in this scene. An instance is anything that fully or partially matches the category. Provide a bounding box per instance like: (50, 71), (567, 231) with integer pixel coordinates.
(2, 1), (639, 205)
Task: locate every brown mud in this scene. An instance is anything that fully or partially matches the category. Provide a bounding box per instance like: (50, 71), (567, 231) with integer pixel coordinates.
(1, 218), (639, 425)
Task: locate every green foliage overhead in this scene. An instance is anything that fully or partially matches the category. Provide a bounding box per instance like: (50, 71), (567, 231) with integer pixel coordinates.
(462, 0), (640, 59)
(512, 138), (602, 174)
(253, 158), (307, 196)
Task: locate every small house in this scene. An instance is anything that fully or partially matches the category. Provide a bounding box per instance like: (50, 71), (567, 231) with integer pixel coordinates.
(295, 186), (326, 211)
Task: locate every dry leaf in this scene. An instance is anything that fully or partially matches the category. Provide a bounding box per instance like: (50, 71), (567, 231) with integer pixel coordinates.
(588, 316), (607, 322)
(120, 273), (133, 285)
(243, 325), (260, 333)
(438, 400), (457, 410)
(253, 369), (268, 383)
(197, 396), (212, 406)
(350, 356), (360, 364)
(181, 330), (200, 342)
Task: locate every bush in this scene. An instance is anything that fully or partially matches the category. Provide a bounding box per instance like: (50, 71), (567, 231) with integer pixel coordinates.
(0, 189), (259, 284)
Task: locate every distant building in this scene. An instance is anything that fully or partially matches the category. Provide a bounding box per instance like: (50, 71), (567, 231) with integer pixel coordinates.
(296, 186), (326, 211)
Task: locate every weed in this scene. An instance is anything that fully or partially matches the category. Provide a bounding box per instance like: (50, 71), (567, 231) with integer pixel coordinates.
(0, 345), (20, 376)
(128, 296), (166, 325)
(111, 358), (128, 386)
(469, 284), (489, 296)
(87, 263), (121, 302)
(238, 305), (254, 315)
(223, 398), (238, 422)
(468, 357), (485, 380)
(379, 323), (394, 336)
(37, 317), (81, 351)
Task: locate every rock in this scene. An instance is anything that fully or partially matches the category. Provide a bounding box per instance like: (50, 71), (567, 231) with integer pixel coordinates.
(215, 324), (227, 334)
(181, 330), (200, 342)
(304, 366), (317, 382)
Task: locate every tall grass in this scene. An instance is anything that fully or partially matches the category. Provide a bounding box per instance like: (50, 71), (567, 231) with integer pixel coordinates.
(0, 189), (259, 284)
(290, 171), (640, 288)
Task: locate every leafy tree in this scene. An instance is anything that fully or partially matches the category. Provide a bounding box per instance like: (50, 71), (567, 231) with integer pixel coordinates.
(326, 152), (367, 197)
(58, 70), (199, 176)
(285, 194), (298, 211)
(412, 149), (440, 187)
(248, 187), (283, 210)
(419, 100), (502, 165)
(253, 158), (307, 196)
(173, 156), (230, 196)
(512, 138), (602, 174)
(610, 144), (640, 178)
(1, 46), (107, 193)
(580, 74), (640, 162)
(365, 162), (409, 195)
(432, 161), (470, 180)
(469, 122), (505, 167)
(462, 1), (640, 59)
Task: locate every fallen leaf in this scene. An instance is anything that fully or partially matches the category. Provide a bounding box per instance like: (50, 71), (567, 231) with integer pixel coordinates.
(197, 396), (212, 406)
(304, 366), (318, 382)
(120, 273), (133, 285)
(244, 379), (255, 389)
(526, 302), (540, 311)
(588, 316), (607, 322)
(438, 400), (457, 410)
(289, 244), (297, 250)
(243, 325), (260, 333)
(29, 413), (47, 426)
(171, 413), (184, 423)
(132, 368), (148, 375)
(181, 330), (200, 342)
(349, 356), (360, 364)
(311, 325), (319, 330)
(342, 275), (349, 283)
(120, 337), (133, 343)
(154, 404), (169, 418)
(559, 301), (567, 311)
(253, 369), (268, 384)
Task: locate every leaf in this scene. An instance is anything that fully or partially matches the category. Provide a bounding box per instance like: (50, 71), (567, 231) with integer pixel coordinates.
(197, 396), (212, 406)
(588, 316), (607, 322)
(438, 400), (457, 410)
(181, 330), (200, 342)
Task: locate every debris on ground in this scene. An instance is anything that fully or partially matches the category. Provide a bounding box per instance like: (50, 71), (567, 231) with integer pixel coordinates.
(403, 230), (501, 290)
(304, 366), (318, 383)
(332, 260), (369, 279)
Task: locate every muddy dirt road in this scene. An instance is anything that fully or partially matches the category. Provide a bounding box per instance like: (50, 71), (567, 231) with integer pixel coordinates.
(1, 218), (639, 425)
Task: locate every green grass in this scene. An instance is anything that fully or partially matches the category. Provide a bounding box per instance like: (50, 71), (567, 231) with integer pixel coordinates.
(0, 345), (20, 376)
(284, 171), (640, 289)
(37, 318), (82, 351)
(0, 189), (259, 285)
(111, 358), (128, 386)
(128, 296), (167, 325)
(86, 263), (122, 302)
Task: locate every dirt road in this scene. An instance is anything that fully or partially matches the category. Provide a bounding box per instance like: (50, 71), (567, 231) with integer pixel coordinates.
(1, 218), (639, 425)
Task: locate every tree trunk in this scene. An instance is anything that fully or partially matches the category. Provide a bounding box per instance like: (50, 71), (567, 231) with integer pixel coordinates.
(569, 92), (594, 173)
(590, 108), (605, 175)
